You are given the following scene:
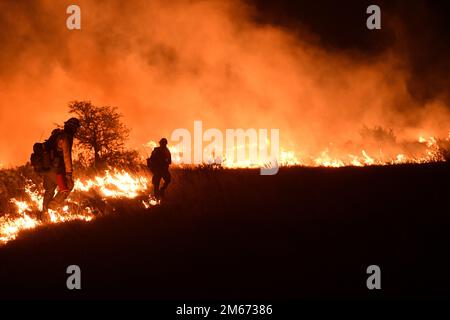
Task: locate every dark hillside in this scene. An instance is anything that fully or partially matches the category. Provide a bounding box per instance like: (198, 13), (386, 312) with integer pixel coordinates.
(1, 164), (449, 299)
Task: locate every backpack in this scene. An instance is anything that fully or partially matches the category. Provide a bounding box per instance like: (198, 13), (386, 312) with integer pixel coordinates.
(30, 129), (63, 173)
(147, 147), (171, 173)
(147, 150), (157, 173)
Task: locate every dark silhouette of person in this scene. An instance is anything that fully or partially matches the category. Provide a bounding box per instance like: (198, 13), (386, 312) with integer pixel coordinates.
(148, 138), (172, 199)
(41, 117), (81, 220)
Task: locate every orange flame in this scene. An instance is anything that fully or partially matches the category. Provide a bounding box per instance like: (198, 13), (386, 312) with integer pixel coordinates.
(0, 170), (157, 245)
(1, 133), (448, 244)
(147, 134), (448, 168)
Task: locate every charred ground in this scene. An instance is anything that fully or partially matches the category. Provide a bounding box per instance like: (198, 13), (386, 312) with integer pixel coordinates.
(0, 164), (449, 299)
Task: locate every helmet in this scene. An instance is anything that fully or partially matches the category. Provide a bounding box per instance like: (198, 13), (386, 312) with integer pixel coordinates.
(159, 138), (168, 146)
(51, 128), (61, 135)
(64, 117), (81, 131)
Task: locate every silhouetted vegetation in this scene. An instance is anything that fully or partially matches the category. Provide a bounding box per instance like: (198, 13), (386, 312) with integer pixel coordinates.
(0, 165), (41, 215)
(1, 163), (449, 299)
(360, 125), (397, 145)
(69, 101), (139, 170)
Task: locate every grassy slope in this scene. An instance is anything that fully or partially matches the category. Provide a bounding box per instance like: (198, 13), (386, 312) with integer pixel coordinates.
(0, 164), (449, 299)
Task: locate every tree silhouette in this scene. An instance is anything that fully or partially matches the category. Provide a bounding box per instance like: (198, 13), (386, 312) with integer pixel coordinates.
(68, 101), (132, 168)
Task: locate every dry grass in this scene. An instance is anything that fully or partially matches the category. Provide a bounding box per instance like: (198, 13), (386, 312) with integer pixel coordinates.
(0, 162), (449, 299)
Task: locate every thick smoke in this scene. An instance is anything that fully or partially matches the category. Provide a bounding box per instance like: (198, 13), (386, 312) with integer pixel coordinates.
(0, 0), (449, 165)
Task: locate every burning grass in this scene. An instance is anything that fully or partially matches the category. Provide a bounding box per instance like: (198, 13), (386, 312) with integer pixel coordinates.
(158, 130), (450, 168)
(1, 162), (449, 299)
(0, 166), (158, 244)
(1, 130), (449, 245)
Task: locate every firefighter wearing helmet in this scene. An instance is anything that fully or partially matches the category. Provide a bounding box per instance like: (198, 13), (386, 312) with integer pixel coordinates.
(41, 117), (81, 220)
(147, 138), (172, 199)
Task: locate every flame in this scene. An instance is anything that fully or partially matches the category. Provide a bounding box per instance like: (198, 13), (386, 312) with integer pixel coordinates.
(147, 133), (449, 168)
(0, 169), (157, 245)
(310, 136), (445, 167)
(74, 170), (149, 199)
(142, 196), (160, 208)
(1, 134), (448, 244)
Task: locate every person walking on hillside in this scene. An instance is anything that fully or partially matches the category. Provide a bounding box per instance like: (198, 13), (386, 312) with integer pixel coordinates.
(40, 118), (81, 220)
(147, 138), (172, 199)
